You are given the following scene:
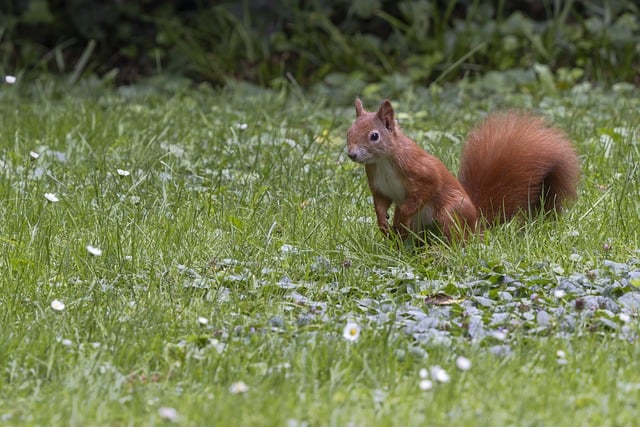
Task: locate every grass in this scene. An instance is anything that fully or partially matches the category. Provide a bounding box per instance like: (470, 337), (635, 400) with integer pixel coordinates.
(0, 76), (639, 426)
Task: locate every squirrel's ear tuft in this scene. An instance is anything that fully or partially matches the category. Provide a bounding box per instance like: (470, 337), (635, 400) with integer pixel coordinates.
(377, 100), (395, 131)
(355, 98), (365, 117)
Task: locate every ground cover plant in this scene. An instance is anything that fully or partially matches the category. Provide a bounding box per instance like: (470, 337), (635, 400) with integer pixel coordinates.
(0, 75), (639, 426)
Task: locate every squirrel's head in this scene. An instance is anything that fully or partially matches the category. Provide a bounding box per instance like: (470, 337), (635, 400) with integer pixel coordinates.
(346, 98), (397, 164)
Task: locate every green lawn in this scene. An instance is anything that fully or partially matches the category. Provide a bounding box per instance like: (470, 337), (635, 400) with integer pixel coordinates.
(1, 77), (639, 426)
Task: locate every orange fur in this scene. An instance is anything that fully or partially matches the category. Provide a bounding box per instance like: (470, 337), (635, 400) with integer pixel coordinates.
(459, 111), (580, 224)
(346, 99), (580, 242)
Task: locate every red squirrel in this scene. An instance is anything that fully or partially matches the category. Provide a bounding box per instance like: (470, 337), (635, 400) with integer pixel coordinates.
(346, 98), (580, 241)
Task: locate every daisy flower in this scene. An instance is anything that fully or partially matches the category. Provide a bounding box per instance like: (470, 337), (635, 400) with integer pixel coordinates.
(86, 245), (103, 256)
(51, 299), (65, 311)
(44, 193), (59, 203)
(419, 379), (433, 391)
(553, 289), (566, 299)
(158, 407), (179, 422)
(430, 365), (450, 383)
(342, 321), (361, 342)
(456, 356), (472, 371)
(229, 381), (249, 394)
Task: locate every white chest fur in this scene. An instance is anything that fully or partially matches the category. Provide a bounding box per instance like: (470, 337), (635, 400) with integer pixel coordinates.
(372, 159), (405, 204)
(372, 158), (435, 232)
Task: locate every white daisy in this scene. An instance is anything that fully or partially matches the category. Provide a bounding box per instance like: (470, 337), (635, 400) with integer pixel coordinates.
(44, 193), (59, 203)
(456, 356), (472, 371)
(29, 151), (40, 160)
(229, 381), (249, 394)
(86, 245), (103, 256)
(158, 407), (179, 422)
(342, 321), (361, 342)
(553, 289), (566, 298)
(430, 365), (450, 383)
(419, 379), (433, 391)
(569, 253), (582, 262)
(116, 169), (130, 177)
(51, 299), (65, 311)
(279, 244), (298, 254)
(197, 316), (209, 326)
(5, 75), (16, 84)
(492, 330), (507, 341)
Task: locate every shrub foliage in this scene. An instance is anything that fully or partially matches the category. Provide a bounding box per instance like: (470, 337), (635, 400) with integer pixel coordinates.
(1, 0), (639, 85)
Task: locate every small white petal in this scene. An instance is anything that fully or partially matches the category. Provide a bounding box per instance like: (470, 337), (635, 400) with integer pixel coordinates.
(229, 381), (249, 394)
(116, 169), (130, 177)
(86, 245), (103, 256)
(44, 193), (59, 203)
(556, 350), (566, 359)
(5, 75), (16, 84)
(342, 321), (361, 342)
(29, 151), (40, 160)
(430, 366), (450, 383)
(197, 316), (209, 325)
(61, 339), (72, 346)
(569, 253), (582, 262)
(613, 127), (630, 137)
(419, 368), (429, 379)
(419, 379), (433, 391)
(279, 244), (298, 254)
(553, 289), (566, 299)
(236, 123), (248, 130)
(158, 407), (179, 422)
(619, 313), (631, 323)
(456, 356), (472, 371)
(51, 299), (65, 311)
(492, 330), (507, 341)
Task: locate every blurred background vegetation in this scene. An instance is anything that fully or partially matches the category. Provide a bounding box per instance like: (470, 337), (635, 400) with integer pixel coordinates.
(1, 0), (638, 89)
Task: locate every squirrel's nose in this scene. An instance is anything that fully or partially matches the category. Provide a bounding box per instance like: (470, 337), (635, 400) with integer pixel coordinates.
(348, 152), (357, 160)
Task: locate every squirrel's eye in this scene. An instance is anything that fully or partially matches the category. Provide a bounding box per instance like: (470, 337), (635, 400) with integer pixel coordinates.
(370, 132), (379, 142)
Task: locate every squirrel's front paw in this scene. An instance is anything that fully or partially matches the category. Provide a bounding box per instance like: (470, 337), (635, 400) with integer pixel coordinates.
(390, 224), (409, 241)
(377, 220), (390, 235)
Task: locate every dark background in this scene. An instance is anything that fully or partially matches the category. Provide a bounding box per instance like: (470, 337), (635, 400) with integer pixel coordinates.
(1, 0), (638, 86)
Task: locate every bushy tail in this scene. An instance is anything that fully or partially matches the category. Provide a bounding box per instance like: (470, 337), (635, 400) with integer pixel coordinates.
(458, 111), (580, 225)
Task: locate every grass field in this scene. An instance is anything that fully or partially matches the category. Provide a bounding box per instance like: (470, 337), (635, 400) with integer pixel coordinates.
(1, 77), (639, 426)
